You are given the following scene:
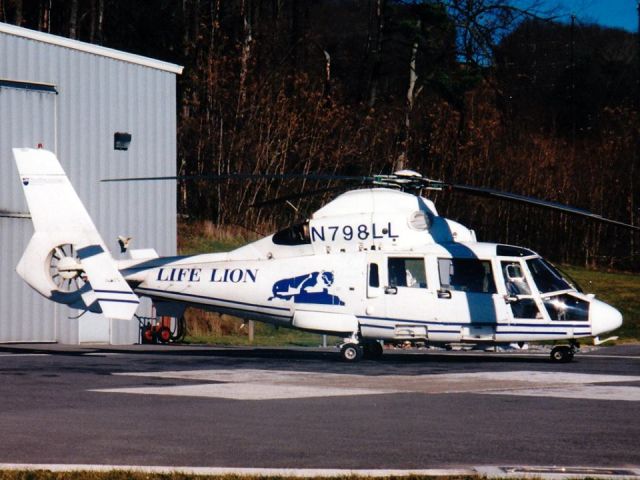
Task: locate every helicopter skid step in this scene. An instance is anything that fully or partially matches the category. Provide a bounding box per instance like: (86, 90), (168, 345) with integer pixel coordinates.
(393, 325), (428, 339)
(461, 325), (495, 342)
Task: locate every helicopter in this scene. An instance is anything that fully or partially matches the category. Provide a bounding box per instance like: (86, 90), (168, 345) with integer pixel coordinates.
(12, 147), (635, 362)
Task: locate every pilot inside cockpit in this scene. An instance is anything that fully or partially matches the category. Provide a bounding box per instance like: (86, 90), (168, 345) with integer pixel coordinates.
(503, 263), (531, 296)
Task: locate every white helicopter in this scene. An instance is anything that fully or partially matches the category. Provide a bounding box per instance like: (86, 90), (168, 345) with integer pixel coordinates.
(13, 147), (634, 362)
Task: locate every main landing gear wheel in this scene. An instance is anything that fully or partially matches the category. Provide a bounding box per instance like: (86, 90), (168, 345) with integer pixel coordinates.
(550, 345), (574, 363)
(362, 341), (384, 360)
(340, 343), (364, 362)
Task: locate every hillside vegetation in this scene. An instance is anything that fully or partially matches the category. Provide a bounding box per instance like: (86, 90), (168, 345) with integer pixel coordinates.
(3, 1), (638, 270)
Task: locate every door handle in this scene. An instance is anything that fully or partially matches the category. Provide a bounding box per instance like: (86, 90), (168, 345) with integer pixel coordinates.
(384, 286), (398, 295)
(437, 289), (452, 299)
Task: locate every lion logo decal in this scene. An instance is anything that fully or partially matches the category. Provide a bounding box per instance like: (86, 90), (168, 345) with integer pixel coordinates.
(268, 271), (344, 305)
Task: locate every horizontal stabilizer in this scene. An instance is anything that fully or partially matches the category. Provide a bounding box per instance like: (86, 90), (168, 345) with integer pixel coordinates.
(77, 244), (140, 319)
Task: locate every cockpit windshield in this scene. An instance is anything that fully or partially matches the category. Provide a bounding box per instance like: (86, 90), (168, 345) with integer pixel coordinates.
(272, 222), (311, 245)
(526, 258), (573, 294)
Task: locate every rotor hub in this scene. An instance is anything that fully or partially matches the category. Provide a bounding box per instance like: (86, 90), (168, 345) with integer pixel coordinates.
(56, 256), (83, 279)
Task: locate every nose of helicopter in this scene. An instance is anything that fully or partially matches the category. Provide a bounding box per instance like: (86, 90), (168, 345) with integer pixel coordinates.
(590, 299), (623, 336)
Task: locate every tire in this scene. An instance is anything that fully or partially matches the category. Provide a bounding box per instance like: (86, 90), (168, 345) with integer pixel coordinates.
(550, 346), (573, 363)
(142, 325), (155, 344)
(159, 326), (172, 343)
(340, 343), (363, 362)
(363, 341), (384, 360)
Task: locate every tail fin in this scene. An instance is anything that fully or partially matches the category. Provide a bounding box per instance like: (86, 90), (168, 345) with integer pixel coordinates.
(13, 147), (140, 320)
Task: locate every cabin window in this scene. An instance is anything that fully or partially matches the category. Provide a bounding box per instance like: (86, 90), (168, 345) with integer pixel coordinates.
(272, 222), (311, 245)
(388, 257), (427, 288)
(369, 263), (380, 288)
(438, 258), (497, 294)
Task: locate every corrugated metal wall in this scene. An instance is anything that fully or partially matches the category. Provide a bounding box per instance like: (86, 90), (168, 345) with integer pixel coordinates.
(0, 87), (58, 342)
(0, 26), (177, 343)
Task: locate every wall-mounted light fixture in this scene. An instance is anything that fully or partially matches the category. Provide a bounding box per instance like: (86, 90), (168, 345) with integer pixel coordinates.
(114, 132), (132, 151)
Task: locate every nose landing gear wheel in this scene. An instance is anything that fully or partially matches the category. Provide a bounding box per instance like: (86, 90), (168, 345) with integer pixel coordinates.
(550, 345), (574, 363)
(340, 343), (364, 362)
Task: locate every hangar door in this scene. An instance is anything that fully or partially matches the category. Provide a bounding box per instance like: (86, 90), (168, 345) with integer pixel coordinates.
(0, 80), (58, 342)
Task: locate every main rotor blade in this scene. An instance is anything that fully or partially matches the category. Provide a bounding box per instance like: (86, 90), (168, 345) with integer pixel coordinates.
(100, 173), (371, 183)
(450, 184), (640, 232)
(251, 185), (349, 208)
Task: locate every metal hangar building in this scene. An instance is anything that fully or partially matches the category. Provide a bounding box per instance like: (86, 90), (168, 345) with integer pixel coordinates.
(0, 22), (182, 344)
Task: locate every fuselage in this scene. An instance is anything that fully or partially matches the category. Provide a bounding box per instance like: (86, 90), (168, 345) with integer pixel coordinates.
(121, 200), (622, 345)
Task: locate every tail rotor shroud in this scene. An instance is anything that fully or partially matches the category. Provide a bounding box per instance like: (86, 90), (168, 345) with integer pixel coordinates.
(48, 243), (85, 293)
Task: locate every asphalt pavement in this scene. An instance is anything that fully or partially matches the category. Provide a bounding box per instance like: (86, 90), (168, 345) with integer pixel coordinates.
(0, 343), (639, 476)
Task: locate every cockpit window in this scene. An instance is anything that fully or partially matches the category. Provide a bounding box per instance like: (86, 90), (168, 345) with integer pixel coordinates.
(526, 258), (572, 293)
(543, 294), (589, 321)
(272, 222), (311, 245)
(497, 245), (535, 257)
(501, 261), (531, 295)
(438, 258), (497, 294)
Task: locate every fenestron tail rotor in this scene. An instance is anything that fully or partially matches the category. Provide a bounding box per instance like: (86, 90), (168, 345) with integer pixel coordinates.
(48, 243), (85, 293)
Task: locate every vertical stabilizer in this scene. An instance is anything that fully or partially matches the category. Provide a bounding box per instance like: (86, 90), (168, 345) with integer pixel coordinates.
(13, 147), (139, 320)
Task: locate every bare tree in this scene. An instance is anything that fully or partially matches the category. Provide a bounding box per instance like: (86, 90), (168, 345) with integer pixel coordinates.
(368, 0), (386, 107)
(237, 0), (253, 119)
(89, 0), (104, 44)
(441, 0), (550, 65)
(69, 0), (78, 39)
(14, 0), (22, 25)
(38, 0), (52, 33)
